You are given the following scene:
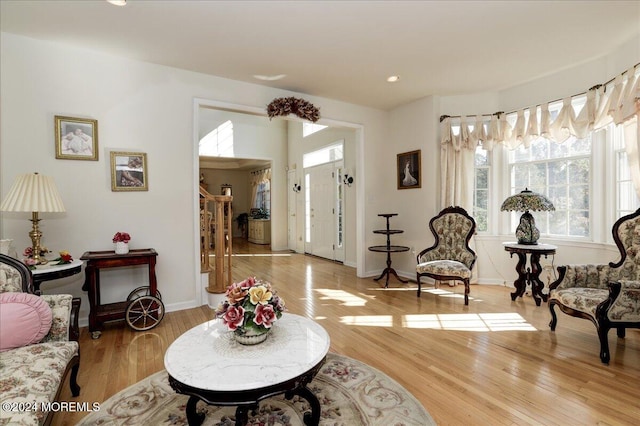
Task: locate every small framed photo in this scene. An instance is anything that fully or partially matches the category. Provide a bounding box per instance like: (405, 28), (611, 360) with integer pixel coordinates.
(110, 151), (148, 191)
(397, 150), (421, 190)
(55, 116), (98, 160)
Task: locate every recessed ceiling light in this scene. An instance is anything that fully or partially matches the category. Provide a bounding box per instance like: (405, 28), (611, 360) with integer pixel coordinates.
(107, 0), (127, 5)
(387, 75), (400, 83)
(253, 74), (287, 81)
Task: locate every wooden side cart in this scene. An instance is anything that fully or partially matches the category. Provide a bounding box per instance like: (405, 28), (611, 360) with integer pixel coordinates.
(80, 248), (163, 339)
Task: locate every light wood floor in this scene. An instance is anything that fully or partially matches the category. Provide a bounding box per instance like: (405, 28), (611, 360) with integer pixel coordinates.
(55, 239), (640, 425)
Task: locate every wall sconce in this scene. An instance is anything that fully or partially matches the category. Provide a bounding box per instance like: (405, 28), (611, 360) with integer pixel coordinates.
(343, 173), (354, 187)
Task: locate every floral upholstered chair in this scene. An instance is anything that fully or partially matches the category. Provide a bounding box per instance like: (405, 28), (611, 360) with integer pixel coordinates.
(0, 253), (81, 425)
(549, 208), (640, 364)
(416, 206), (477, 305)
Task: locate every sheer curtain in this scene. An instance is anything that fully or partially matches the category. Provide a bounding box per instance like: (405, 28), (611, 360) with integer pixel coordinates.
(250, 168), (272, 209)
(440, 117), (475, 211)
(440, 65), (640, 203)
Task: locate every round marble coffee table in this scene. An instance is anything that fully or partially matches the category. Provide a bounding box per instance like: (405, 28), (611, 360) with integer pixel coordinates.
(164, 313), (330, 426)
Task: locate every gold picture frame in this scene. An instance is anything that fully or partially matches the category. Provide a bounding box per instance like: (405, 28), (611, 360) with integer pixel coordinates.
(397, 150), (421, 190)
(110, 151), (148, 191)
(55, 115), (99, 160)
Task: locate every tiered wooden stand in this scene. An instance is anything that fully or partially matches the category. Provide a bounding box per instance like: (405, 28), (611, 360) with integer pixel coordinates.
(368, 213), (410, 288)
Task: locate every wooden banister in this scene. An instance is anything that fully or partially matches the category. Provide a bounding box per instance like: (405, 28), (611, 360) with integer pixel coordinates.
(199, 185), (233, 293)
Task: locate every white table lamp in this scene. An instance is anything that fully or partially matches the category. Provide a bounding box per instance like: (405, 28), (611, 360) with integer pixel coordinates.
(0, 173), (65, 264)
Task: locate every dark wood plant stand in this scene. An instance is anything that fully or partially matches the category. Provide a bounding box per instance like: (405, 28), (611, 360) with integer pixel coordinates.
(503, 242), (557, 306)
(368, 213), (410, 288)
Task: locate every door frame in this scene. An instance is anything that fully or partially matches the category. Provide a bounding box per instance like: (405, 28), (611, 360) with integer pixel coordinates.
(193, 98), (365, 306)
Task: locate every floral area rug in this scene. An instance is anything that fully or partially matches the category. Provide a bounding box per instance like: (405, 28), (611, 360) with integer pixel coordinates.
(77, 352), (435, 426)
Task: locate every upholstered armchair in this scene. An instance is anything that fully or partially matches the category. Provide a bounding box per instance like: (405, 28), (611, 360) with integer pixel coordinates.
(416, 206), (477, 305)
(548, 208), (640, 364)
(0, 253), (81, 425)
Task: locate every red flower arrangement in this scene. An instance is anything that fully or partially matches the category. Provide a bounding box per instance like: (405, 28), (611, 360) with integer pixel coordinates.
(112, 232), (131, 243)
(52, 250), (73, 265)
(215, 277), (285, 336)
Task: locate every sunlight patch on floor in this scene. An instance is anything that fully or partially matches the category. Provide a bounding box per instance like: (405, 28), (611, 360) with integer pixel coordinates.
(315, 289), (368, 306)
(336, 313), (536, 331)
(341, 315), (393, 327)
(229, 253), (292, 257)
(403, 313), (537, 331)
(368, 286), (417, 291)
(208, 253), (292, 258)
(368, 286), (485, 303)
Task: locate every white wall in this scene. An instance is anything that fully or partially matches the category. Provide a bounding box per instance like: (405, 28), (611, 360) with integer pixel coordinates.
(2, 30), (636, 318)
(0, 33), (388, 324)
(380, 96), (440, 279)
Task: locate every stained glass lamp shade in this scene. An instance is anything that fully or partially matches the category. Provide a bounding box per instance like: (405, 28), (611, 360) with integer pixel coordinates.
(500, 188), (554, 245)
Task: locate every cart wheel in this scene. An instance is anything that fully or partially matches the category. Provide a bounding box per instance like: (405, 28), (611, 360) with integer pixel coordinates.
(125, 295), (165, 331)
(127, 286), (162, 302)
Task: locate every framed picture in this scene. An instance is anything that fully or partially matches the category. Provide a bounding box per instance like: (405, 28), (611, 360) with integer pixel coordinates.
(397, 150), (421, 190)
(55, 116), (98, 160)
(110, 151), (148, 191)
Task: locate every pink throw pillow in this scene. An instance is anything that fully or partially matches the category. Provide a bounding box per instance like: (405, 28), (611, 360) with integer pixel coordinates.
(0, 292), (52, 351)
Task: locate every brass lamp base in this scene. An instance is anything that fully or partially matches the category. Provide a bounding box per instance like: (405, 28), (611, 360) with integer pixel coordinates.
(29, 212), (48, 265)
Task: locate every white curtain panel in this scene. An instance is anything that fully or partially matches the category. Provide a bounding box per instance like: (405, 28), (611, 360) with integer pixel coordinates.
(440, 117), (475, 211)
(440, 65), (640, 203)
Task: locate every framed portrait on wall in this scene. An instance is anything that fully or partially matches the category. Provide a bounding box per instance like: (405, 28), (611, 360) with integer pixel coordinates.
(397, 150), (421, 190)
(54, 115), (98, 160)
(110, 151), (148, 191)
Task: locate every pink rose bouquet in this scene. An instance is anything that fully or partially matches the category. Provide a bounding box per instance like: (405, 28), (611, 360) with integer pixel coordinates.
(215, 277), (285, 336)
(24, 257), (37, 270)
(112, 232), (131, 243)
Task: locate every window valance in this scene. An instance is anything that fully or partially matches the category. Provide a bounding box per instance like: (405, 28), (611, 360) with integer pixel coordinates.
(441, 64), (639, 151)
(439, 63), (640, 209)
(250, 168), (271, 186)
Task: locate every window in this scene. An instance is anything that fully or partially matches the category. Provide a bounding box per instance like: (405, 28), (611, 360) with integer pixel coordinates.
(474, 119), (639, 242)
(254, 181), (270, 214)
(303, 122), (328, 137)
(303, 142), (343, 168)
(199, 120), (234, 157)
(613, 124), (640, 219)
(509, 135), (591, 238)
(473, 146), (489, 232)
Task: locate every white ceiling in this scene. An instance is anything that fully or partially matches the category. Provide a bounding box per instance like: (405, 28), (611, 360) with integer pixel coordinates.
(1, 0), (639, 110)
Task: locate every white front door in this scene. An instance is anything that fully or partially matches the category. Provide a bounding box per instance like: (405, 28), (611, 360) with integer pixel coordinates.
(305, 163), (336, 260)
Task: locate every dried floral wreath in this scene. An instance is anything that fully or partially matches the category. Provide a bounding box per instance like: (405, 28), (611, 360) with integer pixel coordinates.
(266, 97), (320, 122)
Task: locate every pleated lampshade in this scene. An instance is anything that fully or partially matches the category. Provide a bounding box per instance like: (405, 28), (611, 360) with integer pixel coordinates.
(0, 173), (65, 213)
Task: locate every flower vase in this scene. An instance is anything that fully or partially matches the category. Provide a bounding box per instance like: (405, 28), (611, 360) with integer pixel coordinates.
(234, 328), (270, 345)
(115, 241), (129, 255)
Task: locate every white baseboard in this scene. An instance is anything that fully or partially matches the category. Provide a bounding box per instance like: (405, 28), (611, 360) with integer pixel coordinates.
(77, 299), (200, 329)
